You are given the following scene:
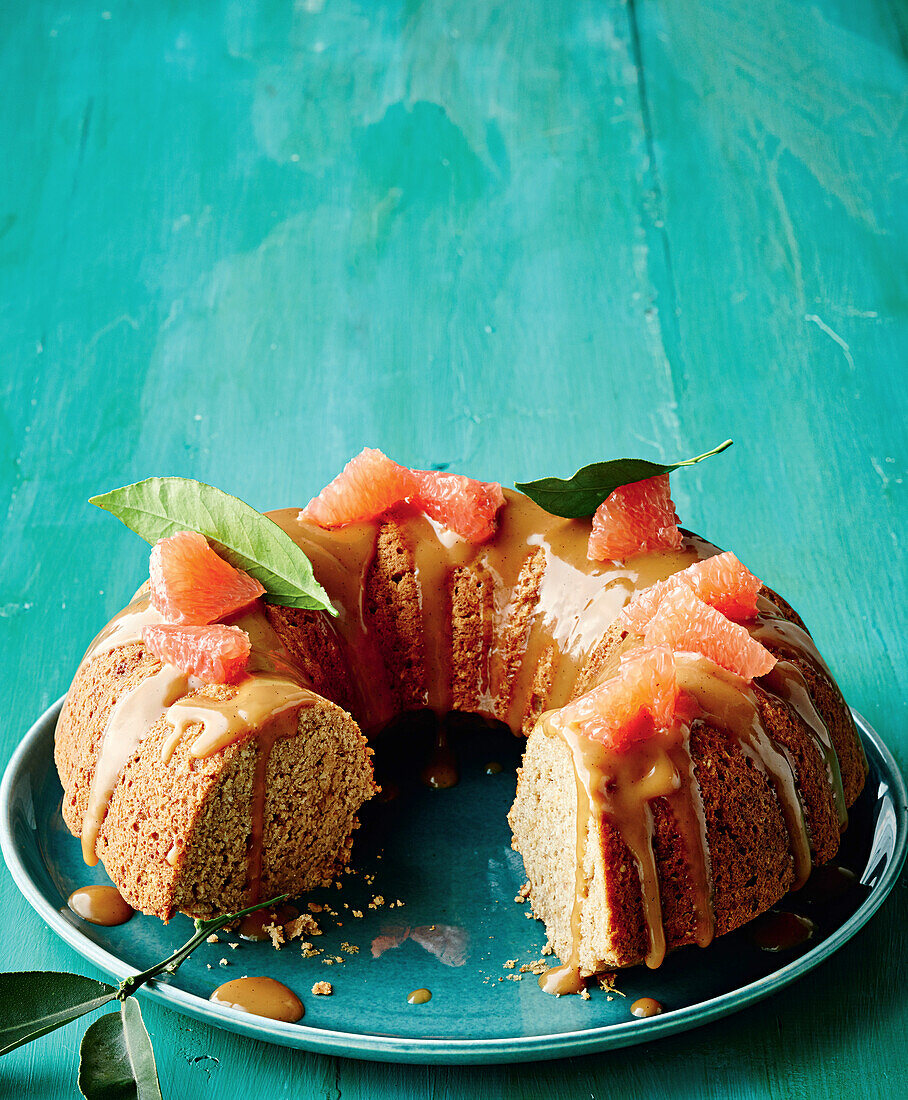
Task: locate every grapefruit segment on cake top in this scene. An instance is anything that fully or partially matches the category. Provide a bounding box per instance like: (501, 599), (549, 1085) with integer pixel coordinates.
(143, 623), (252, 684)
(413, 470), (505, 543)
(300, 448), (417, 528)
(587, 474), (682, 562)
(620, 551), (763, 633)
(149, 531), (265, 625)
(643, 585), (776, 682)
(560, 645), (681, 751)
(300, 448), (506, 542)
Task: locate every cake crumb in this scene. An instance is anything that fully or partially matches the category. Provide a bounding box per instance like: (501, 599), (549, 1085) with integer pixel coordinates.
(206, 934), (219, 944)
(285, 915), (321, 941)
(503, 959), (517, 970)
(340, 942), (359, 955)
(308, 903), (323, 913)
(580, 988), (591, 1001)
(597, 972), (624, 996)
(368, 895), (384, 909)
(265, 923), (285, 949)
(352, 910), (363, 919)
(229, 942), (239, 950)
(311, 981), (333, 996)
(506, 974), (522, 982)
(218, 958), (229, 967)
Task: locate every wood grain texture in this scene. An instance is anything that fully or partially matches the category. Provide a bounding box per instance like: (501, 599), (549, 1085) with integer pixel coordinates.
(1, 0), (905, 1096)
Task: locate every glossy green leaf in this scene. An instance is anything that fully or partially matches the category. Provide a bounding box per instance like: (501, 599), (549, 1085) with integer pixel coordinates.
(515, 440), (733, 518)
(90, 477), (335, 613)
(0, 972), (117, 1056)
(78, 999), (163, 1100)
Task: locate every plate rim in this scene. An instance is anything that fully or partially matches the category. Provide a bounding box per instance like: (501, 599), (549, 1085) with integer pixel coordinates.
(1, 697), (905, 1064)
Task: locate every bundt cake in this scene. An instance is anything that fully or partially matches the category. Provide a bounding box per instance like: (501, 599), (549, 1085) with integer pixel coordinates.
(54, 458), (866, 995)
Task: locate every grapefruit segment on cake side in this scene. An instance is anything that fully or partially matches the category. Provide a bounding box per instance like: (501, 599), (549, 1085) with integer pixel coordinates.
(143, 623), (252, 684)
(620, 551), (763, 632)
(643, 585), (776, 682)
(560, 645), (682, 751)
(149, 530), (265, 625)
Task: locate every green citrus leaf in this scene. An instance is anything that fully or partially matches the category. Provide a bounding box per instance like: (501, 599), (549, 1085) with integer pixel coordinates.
(515, 440), (733, 518)
(90, 477), (335, 614)
(0, 972), (117, 1056)
(79, 999), (163, 1100)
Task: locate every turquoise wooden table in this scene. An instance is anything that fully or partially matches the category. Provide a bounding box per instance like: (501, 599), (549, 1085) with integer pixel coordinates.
(2, 0), (906, 1096)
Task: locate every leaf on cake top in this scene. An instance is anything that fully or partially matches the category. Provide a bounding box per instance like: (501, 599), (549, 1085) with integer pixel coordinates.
(515, 440), (733, 519)
(90, 477), (335, 614)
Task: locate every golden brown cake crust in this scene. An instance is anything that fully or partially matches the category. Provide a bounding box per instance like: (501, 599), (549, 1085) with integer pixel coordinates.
(56, 498), (865, 954)
(57, 643), (376, 920)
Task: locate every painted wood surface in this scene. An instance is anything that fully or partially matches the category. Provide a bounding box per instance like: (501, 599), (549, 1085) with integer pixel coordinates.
(1, 0), (905, 1096)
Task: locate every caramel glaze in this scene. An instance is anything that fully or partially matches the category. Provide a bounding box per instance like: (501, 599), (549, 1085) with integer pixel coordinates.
(630, 997), (664, 1018)
(210, 976), (304, 1022)
(73, 490), (852, 955)
(67, 884), (134, 926)
(268, 492), (714, 728)
(751, 911), (816, 952)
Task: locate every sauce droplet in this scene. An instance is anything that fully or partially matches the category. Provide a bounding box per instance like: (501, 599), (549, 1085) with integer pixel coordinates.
(238, 905), (299, 942)
(751, 911), (816, 952)
(210, 976), (304, 1022)
(801, 864), (859, 905)
(630, 997), (664, 1018)
(407, 987), (432, 1005)
(485, 761), (503, 775)
(537, 964), (586, 996)
(67, 885), (134, 926)
(420, 732), (459, 789)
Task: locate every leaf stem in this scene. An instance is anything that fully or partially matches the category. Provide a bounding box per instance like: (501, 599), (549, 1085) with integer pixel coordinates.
(116, 893), (289, 1000)
(673, 439), (734, 467)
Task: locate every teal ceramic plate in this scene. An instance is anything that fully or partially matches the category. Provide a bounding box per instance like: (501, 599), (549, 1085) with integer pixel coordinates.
(1, 700), (905, 1065)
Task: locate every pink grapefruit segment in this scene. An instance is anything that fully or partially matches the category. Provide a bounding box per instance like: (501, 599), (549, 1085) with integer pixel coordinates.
(621, 551), (763, 633)
(413, 470), (505, 543)
(143, 624), (251, 684)
(588, 474), (682, 562)
(300, 448), (506, 542)
(149, 531), (265, 625)
(300, 448), (417, 528)
(643, 586), (776, 682)
(560, 645), (681, 751)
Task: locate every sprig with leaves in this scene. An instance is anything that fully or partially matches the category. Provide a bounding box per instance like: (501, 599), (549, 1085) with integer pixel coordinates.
(516, 440), (734, 517)
(0, 893), (288, 1099)
(90, 477), (335, 614)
